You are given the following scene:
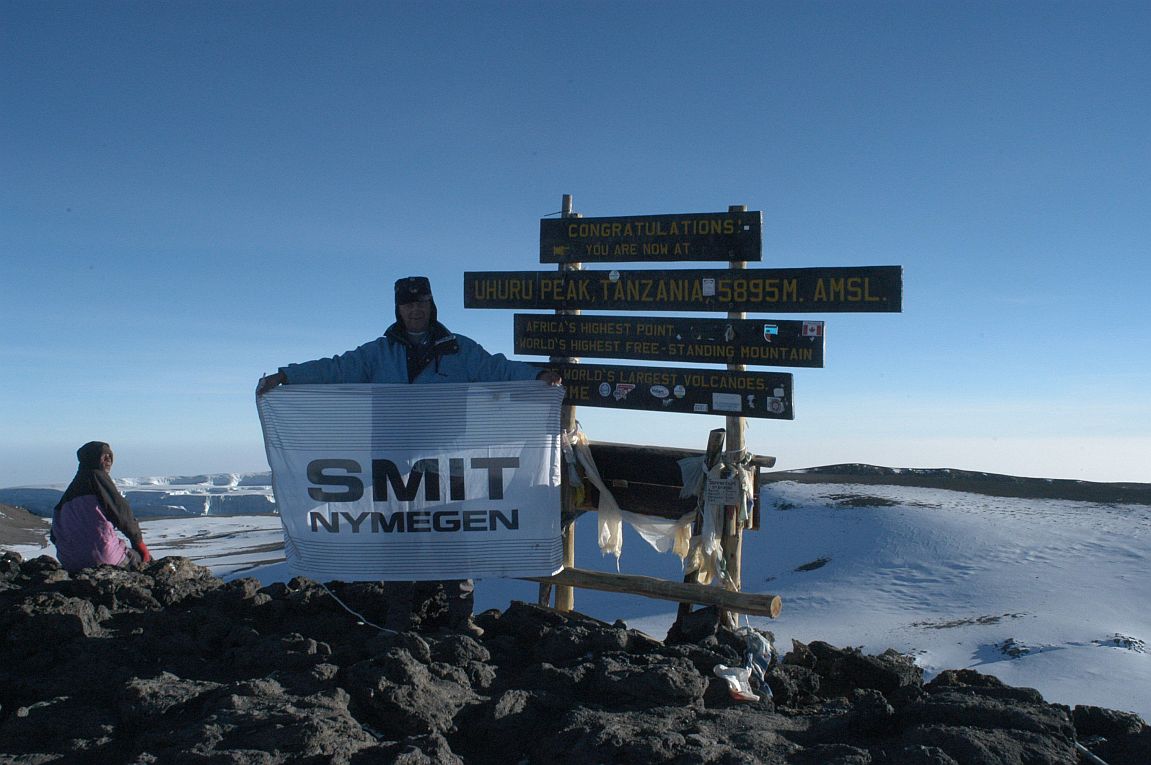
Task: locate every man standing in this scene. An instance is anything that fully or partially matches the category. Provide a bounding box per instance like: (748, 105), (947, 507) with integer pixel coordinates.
(257, 276), (561, 636)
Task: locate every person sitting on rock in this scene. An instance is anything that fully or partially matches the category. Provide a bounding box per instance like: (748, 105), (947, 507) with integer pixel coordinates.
(50, 441), (153, 572)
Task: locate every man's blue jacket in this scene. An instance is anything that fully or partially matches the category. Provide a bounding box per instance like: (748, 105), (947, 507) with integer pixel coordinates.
(280, 321), (539, 385)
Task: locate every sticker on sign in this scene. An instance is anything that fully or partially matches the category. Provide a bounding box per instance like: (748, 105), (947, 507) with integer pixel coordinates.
(704, 475), (745, 506)
(712, 392), (742, 412)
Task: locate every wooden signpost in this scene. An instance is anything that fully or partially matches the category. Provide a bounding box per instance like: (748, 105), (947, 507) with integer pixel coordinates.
(467, 196), (903, 627)
(540, 210), (763, 263)
(534, 361), (794, 420)
(514, 314), (826, 368)
(465, 266), (902, 313)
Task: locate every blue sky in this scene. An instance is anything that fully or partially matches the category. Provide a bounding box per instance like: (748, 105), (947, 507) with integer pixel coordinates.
(2, 1), (1149, 486)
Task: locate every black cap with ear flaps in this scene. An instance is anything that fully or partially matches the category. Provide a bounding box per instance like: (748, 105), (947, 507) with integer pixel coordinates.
(394, 276), (432, 305)
(393, 276), (437, 326)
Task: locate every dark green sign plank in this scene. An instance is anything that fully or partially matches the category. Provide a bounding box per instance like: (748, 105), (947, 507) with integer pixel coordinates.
(515, 314), (825, 368)
(465, 266), (902, 313)
(534, 362), (794, 420)
(540, 211), (762, 263)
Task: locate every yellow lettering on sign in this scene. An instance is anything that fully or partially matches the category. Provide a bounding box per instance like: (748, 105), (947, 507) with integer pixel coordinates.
(561, 366), (596, 382)
(636, 322), (672, 337)
(539, 277), (558, 301)
(815, 278), (878, 302)
(687, 344), (736, 361)
(581, 321), (627, 335)
(706, 375), (767, 391)
(741, 347), (813, 362)
(563, 216), (743, 243)
(472, 278), (533, 302)
(620, 369), (674, 386)
(624, 341), (660, 355)
(717, 277), (800, 304)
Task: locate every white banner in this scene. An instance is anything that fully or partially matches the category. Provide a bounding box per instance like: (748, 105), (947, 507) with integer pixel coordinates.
(257, 381), (564, 581)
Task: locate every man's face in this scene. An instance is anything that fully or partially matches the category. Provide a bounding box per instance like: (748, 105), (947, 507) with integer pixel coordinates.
(398, 296), (432, 333)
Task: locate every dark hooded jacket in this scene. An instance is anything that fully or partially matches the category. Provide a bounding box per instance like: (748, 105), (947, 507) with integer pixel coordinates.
(279, 295), (539, 386)
(51, 442), (143, 571)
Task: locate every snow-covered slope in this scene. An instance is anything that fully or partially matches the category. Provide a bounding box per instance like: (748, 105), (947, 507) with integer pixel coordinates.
(0, 473), (276, 518)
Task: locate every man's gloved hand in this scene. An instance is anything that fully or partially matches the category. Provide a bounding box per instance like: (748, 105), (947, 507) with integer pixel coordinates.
(256, 371), (287, 396)
(135, 540), (153, 563)
(536, 369), (563, 386)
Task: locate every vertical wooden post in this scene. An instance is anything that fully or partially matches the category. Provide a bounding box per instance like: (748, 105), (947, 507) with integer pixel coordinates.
(721, 204), (748, 629)
(555, 193), (581, 612)
(674, 427), (725, 630)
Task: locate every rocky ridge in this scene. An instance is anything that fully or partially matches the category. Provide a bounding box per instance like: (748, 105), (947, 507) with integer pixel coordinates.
(763, 464), (1151, 505)
(1, 552), (1147, 765)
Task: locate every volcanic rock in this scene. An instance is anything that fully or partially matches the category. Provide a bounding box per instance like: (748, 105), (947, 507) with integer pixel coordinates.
(1, 551), (1146, 764)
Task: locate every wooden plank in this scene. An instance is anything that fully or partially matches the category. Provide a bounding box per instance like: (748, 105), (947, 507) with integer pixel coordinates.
(589, 440), (775, 482)
(568, 441), (773, 521)
(523, 567), (782, 619)
(514, 314), (826, 368)
(540, 210), (763, 263)
(464, 266), (903, 313)
(537, 362), (794, 420)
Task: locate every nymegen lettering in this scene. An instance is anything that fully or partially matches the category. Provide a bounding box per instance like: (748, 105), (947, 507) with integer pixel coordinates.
(306, 457), (519, 503)
(308, 508), (520, 534)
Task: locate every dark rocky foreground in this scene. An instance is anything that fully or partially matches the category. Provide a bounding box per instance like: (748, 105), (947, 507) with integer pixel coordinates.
(2, 553), (1147, 765)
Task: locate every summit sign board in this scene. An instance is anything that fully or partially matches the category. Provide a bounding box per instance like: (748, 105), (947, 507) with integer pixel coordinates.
(465, 266), (902, 313)
(514, 314), (826, 368)
(533, 362), (794, 420)
(540, 211), (762, 263)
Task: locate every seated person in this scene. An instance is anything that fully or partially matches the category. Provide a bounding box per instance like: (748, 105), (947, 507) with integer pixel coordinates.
(51, 441), (152, 572)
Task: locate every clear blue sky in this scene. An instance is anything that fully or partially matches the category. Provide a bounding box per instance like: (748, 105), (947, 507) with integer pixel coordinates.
(2, 1), (1149, 486)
